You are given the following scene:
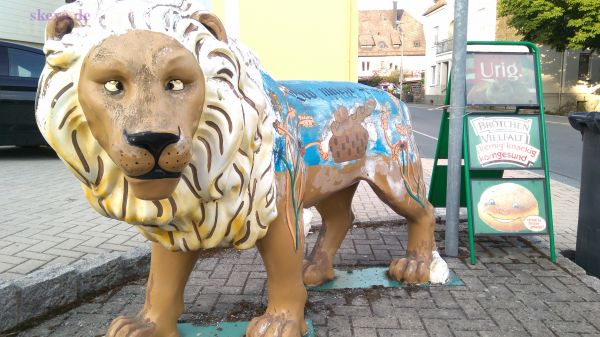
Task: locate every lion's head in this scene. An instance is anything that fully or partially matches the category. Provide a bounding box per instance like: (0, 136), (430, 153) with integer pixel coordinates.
(79, 29), (206, 199)
(36, 0), (277, 251)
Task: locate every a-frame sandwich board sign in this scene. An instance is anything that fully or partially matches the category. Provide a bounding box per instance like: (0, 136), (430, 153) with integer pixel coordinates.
(428, 41), (555, 264)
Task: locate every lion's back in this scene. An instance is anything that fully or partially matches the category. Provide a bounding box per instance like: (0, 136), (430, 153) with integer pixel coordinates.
(262, 77), (417, 170)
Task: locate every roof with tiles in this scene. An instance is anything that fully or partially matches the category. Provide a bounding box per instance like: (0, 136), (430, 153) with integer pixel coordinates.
(358, 9), (426, 57)
(423, 0), (447, 16)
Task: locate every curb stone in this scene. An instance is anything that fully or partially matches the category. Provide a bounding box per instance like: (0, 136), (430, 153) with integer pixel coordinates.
(0, 281), (18, 332)
(524, 239), (600, 293)
(14, 265), (78, 324)
(73, 252), (126, 298)
(73, 246), (151, 297)
(120, 244), (151, 279)
(581, 275), (600, 293)
(1, 245), (151, 333)
(556, 254), (600, 293)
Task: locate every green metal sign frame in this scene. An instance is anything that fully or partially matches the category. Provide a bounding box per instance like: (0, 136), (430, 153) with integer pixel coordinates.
(306, 267), (464, 290)
(177, 320), (316, 337)
(428, 40), (555, 264)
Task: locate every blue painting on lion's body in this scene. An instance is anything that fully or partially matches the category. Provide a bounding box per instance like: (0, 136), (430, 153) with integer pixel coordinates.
(260, 72), (418, 173)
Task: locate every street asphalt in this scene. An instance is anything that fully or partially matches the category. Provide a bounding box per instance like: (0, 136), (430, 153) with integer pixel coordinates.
(408, 104), (583, 188)
(0, 103), (598, 336)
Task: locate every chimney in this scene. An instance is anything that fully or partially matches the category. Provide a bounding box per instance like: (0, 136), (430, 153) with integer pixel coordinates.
(393, 1), (398, 29)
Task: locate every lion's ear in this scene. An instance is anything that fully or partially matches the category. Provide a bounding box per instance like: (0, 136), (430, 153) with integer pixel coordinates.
(46, 13), (81, 41)
(192, 12), (228, 43)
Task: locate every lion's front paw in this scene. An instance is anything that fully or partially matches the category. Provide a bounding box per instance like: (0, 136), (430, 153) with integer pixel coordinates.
(246, 313), (307, 337)
(105, 316), (160, 337)
(388, 257), (430, 284)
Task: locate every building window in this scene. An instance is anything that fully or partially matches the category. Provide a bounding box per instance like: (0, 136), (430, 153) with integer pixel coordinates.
(579, 53), (591, 81)
(389, 62), (393, 69)
(430, 65), (436, 86)
(442, 61), (450, 88)
(414, 41), (420, 47)
(478, 8), (486, 36)
(395, 65), (398, 70)
(367, 62), (370, 71)
(362, 62), (365, 71)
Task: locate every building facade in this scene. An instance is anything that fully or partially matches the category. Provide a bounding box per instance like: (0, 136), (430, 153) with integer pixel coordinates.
(1, 0), (358, 82)
(0, 0), (65, 48)
(497, 17), (600, 113)
(422, 0), (498, 105)
(211, 0), (358, 81)
(357, 6), (426, 84)
(422, 0), (600, 112)
(539, 47), (600, 113)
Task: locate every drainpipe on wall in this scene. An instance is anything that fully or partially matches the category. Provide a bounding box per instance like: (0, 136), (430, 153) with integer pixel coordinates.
(393, 1), (398, 29)
(558, 50), (566, 113)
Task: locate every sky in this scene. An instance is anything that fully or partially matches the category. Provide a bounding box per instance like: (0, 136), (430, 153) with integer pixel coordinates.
(357, 0), (435, 22)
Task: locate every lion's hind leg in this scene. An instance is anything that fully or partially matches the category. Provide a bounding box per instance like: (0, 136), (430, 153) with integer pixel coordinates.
(302, 183), (358, 286)
(364, 163), (436, 284)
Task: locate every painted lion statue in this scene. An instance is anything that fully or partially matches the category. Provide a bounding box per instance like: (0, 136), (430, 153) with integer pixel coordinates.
(36, 1), (447, 336)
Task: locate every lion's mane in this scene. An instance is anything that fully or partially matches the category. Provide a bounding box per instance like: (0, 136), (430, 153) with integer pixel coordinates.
(36, 0), (278, 251)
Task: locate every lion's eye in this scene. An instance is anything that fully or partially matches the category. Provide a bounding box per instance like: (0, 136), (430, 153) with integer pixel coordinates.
(487, 199), (496, 206)
(512, 202), (520, 208)
(166, 79), (184, 91)
(104, 80), (123, 93)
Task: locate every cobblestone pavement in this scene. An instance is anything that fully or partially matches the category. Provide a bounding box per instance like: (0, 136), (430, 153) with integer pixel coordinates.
(14, 224), (600, 337)
(0, 147), (581, 281)
(0, 147), (145, 281)
(2, 146), (597, 337)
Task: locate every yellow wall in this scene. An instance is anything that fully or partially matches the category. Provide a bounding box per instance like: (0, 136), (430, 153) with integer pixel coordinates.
(212, 0), (357, 81)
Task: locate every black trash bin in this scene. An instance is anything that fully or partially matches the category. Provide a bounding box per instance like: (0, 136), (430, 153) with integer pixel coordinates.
(568, 112), (600, 278)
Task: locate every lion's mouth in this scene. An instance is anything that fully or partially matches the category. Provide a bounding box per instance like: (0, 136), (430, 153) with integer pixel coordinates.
(132, 166), (181, 180)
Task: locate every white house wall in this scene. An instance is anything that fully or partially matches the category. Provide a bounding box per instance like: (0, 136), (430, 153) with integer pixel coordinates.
(539, 46), (600, 112)
(358, 55), (427, 79)
(466, 0), (497, 41)
(0, 0), (65, 47)
(423, 0), (499, 102)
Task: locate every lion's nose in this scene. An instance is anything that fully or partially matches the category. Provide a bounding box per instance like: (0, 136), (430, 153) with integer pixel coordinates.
(125, 131), (180, 159)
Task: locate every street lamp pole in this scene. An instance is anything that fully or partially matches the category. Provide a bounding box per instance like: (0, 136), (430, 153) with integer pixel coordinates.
(398, 22), (404, 96)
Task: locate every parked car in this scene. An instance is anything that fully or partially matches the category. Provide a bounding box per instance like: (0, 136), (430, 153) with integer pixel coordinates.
(377, 82), (402, 96)
(0, 41), (46, 146)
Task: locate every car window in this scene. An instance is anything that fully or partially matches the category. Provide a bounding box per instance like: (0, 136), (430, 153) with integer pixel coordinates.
(7, 47), (44, 78)
(0, 47), (7, 76)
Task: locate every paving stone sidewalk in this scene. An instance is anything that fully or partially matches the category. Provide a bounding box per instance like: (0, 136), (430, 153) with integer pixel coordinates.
(1, 147), (595, 336)
(0, 148), (146, 281)
(13, 223), (600, 337)
(0, 150), (581, 281)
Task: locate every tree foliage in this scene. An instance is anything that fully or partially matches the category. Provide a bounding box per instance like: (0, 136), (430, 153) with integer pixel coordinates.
(364, 70), (401, 88)
(498, 0), (600, 51)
